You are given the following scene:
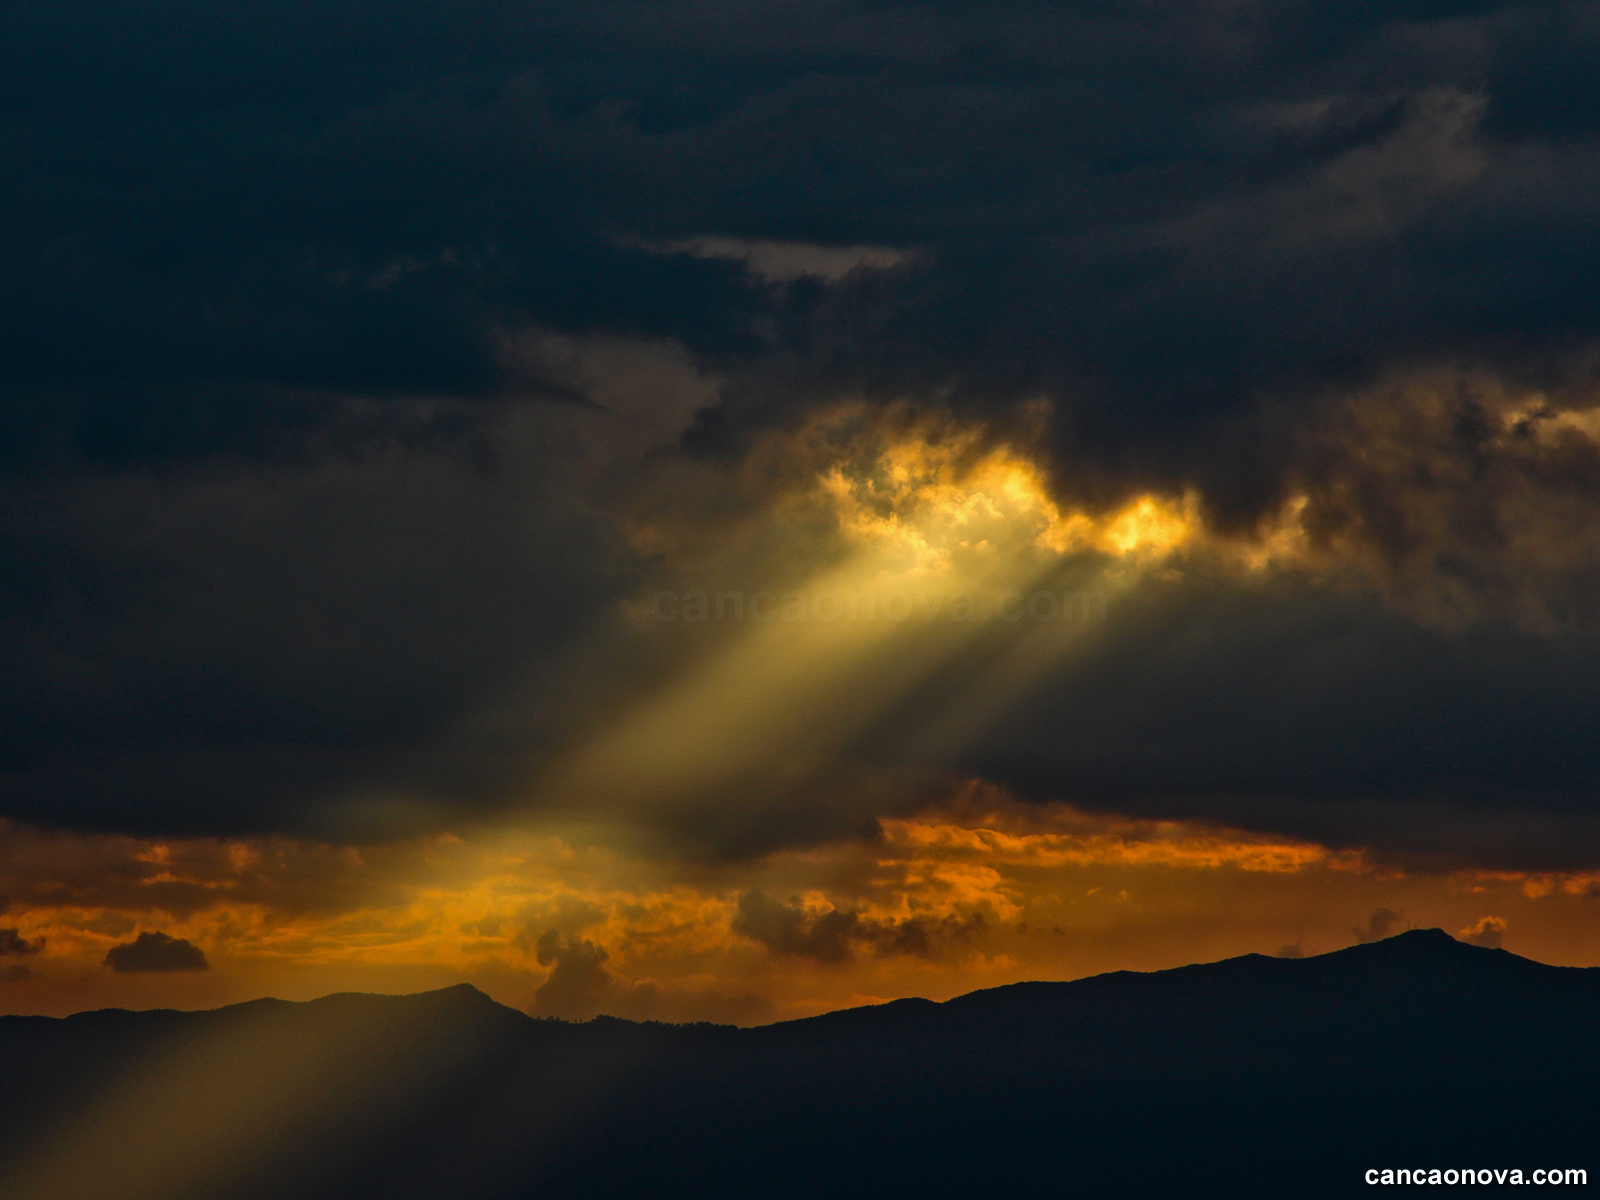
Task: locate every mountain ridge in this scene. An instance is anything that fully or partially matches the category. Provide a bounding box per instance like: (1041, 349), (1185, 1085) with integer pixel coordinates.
(8, 926), (1575, 1034)
(2, 930), (1594, 1200)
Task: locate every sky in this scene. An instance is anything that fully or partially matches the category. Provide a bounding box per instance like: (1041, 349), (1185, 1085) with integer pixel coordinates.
(6, 0), (1600, 1021)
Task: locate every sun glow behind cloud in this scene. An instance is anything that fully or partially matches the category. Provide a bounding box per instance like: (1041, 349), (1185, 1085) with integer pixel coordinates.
(814, 424), (1197, 567)
(530, 409), (1219, 846)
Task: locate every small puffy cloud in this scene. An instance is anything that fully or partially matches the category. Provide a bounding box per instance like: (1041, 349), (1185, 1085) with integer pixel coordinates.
(103, 931), (209, 973)
(1353, 908), (1402, 944)
(0, 910), (38, 979)
(1275, 944), (1304, 959)
(530, 930), (613, 1019)
(528, 929), (772, 1024)
(513, 898), (607, 946)
(0, 927), (42, 956)
(734, 893), (861, 963)
(732, 892), (983, 963)
(1458, 916), (1507, 949)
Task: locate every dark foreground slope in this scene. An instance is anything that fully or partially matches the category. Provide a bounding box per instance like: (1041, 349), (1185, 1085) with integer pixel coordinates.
(1, 931), (1595, 1200)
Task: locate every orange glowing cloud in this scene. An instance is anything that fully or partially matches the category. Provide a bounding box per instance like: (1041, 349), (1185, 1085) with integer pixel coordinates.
(8, 791), (1600, 1024)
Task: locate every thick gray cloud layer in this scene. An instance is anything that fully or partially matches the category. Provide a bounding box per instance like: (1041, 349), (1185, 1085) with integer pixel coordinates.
(9, 0), (1600, 467)
(8, 0), (1600, 863)
(958, 570), (1600, 870)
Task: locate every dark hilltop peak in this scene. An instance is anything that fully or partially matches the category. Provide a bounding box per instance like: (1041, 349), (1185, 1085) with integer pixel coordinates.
(1329, 926), (1481, 960)
(396, 981), (516, 1010)
(282, 980), (520, 1015)
(1293, 926), (1573, 988)
(425, 981), (493, 998)
(1377, 925), (1456, 947)
(286, 980), (535, 1036)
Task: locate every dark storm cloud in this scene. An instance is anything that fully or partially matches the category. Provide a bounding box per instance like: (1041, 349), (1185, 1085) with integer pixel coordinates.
(103, 931), (209, 973)
(0, 418), (642, 836)
(9, 0), (1600, 856)
(946, 564), (1600, 870)
(13, 0), (1600, 469)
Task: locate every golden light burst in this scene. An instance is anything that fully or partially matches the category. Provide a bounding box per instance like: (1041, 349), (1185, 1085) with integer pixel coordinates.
(813, 415), (1199, 571)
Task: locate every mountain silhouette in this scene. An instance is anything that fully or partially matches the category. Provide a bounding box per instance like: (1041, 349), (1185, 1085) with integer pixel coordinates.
(2, 930), (1594, 1199)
